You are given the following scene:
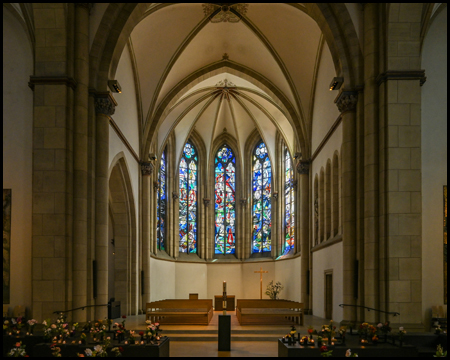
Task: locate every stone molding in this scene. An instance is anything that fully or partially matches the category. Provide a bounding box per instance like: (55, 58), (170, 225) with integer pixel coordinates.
(94, 92), (117, 116)
(296, 160), (310, 175)
(203, 198), (211, 206)
(376, 70), (426, 86)
(240, 198), (247, 206)
(172, 191), (179, 200)
(335, 91), (358, 113)
(140, 162), (154, 176)
(28, 76), (77, 90)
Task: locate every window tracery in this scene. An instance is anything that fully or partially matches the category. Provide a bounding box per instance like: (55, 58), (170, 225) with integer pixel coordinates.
(157, 149), (167, 251)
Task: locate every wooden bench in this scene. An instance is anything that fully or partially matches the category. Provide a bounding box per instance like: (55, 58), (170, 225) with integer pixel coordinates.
(236, 299), (304, 325)
(146, 299), (213, 325)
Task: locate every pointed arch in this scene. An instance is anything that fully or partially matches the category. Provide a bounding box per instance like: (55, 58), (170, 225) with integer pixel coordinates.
(108, 153), (138, 315)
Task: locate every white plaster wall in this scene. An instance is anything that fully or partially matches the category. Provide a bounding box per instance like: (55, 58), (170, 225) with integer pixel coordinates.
(311, 43), (341, 154)
(2, 8), (33, 312)
(149, 257), (301, 304)
(421, 7), (448, 327)
(175, 263), (207, 299)
(149, 258), (176, 302)
(113, 46), (140, 154)
(312, 242), (344, 322)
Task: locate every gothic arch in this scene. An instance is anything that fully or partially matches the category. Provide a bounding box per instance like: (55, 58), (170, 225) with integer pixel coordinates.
(108, 152), (138, 315)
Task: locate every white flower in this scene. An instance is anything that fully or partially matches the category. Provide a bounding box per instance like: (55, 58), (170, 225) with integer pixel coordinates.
(43, 320), (47, 326)
(346, 349), (352, 357)
(145, 320), (152, 325)
(51, 324), (57, 329)
(85, 348), (93, 356)
(399, 327), (404, 331)
(377, 323), (383, 328)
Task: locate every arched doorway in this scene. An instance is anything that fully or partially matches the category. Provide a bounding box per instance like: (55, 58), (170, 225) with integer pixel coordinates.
(108, 154), (138, 315)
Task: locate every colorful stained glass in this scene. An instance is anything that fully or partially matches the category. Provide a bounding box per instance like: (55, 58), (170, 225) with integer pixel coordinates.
(252, 142), (272, 253)
(215, 144), (236, 254)
(157, 150), (167, 251)
(179, 142), (198, 253)
(284, 149), (295, 254)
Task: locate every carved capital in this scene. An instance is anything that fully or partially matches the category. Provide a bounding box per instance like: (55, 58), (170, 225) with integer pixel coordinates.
(335, 91), (358, 113)
(203, 198), (211, 206)
(273, 191), (278, 200)
(240, 198), (247, 206)
(94, 92), (117, 116)
(153, 181), (159, 192)
(296, 160), (310, 175)
(140, 162), (154, 176)
(172, 192), (179, 200)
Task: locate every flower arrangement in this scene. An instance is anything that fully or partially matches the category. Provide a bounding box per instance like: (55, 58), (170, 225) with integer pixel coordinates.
(50, 343), (62, 358)
(345, 349), (359, 357)
(7, 341), (27, 357)
(398, 327), (406, 340)
(128, 330), (136, 344)
(79, 333), (87, 345)
(43, 313), (71, 341)
(111, 347), (124, 357)
(81, 338), (111, 357)
(434, 325), (442, 334)
(145, 320), (162, 343)
(27, 319), (38, 334)
(434, 344), (447, 357)
(265, 281), (284, 300)
(320, 321), (336, 343)
(320, 345), (333, 357)
(379, 321), (391, 334)
(90, 320), (107, 343)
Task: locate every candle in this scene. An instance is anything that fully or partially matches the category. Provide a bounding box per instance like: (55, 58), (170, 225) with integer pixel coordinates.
(125, 341), (128, 345)
(311, 339), (315, 343)
(223, 281), (226, 292)
(26, 332), (29, 336)
(331, 342), (334, 346)
(79, 341), (82, 344)
(63, 341), (66, 344)
(140, 341), (144, 345)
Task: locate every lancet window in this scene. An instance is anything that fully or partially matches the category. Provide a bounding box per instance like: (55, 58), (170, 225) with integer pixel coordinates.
(179, 142), (198, 253)
(157, 149), (167, 251)
(284, 149), (295, 254)
(252, 141), (272, 253)
(214, 145), (236, 254)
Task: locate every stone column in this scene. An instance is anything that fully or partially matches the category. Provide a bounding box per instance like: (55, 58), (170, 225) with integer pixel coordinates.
(336, 91), (358, 322)
(94, 93), (116, 319)
(297, 160), (310, 312)
(141, 162), (153, 305)
(363, 3), (380, 323)
(72, 3), (90, 323)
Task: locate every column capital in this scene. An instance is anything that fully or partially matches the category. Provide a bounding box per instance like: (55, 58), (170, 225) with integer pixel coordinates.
(335, 91), (358, 113)
(94, 92), (117, 116)
(240, 198), (248, 206)
(296, 160), (310, 175)
(203, 198), (211, 206)
(140, 161), (154, 176)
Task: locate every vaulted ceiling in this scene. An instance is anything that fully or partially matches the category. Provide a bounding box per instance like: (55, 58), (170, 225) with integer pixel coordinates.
(128, 3), (326, 168)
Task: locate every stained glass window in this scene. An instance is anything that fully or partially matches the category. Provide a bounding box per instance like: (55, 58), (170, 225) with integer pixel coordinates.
(215, 144), (236, 254)
(179, 142), (198, 253)
(157, 150), (167, 251)
(252, 142), (272, 253)
(284, 149), (295, 254)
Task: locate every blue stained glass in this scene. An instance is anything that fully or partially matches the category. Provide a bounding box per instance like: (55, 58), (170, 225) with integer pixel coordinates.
(157, 150), (167, 251)
(179, 142), (198, 253)
(252, 142), (272, 253)
(284, 149), (295, 254)
(215, 144), (236, 254)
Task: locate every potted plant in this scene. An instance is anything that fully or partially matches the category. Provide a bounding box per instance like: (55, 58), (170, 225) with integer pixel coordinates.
(265, 281), (284, 300)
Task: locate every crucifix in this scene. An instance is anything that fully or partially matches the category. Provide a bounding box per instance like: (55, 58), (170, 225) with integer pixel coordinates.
(254, 267), (269, 299)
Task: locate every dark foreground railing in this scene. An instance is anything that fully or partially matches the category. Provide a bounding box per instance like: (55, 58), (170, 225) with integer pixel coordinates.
(339, 304), (400, 316)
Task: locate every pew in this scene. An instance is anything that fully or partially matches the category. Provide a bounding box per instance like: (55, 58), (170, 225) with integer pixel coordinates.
(236, 299), (303, 325)
(146, 299), (213, 325)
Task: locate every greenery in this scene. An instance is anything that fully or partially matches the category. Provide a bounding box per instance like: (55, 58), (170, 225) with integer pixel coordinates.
(434, 344), (447, 357)
(265, 281), (284, 300)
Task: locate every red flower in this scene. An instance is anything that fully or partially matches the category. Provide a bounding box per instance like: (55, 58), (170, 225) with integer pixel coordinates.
(15, 342), (21, 348)
(119, 347), (124, 352)
(320, 345), (328, 353)
(122, 315), (127, 319)
(139, 331), (144, 336)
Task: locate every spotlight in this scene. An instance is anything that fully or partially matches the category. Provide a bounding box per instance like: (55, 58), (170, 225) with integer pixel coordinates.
(329, 77), (343, 91)
(108, 80), (122, 93)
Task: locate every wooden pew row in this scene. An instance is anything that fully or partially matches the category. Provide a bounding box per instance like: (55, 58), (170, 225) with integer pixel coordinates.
(236, 299), (304, 325)
(146, 299), (213, 325)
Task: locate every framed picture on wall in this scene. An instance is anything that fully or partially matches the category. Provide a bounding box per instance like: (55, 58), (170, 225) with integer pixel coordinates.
(3, 189), (12, 304)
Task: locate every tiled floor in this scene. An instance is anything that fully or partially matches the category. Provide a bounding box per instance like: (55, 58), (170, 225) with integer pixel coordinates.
(116, 312), (332, 357)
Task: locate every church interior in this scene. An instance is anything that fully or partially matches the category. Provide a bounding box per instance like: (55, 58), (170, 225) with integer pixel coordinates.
(3, 3), (447, 357)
